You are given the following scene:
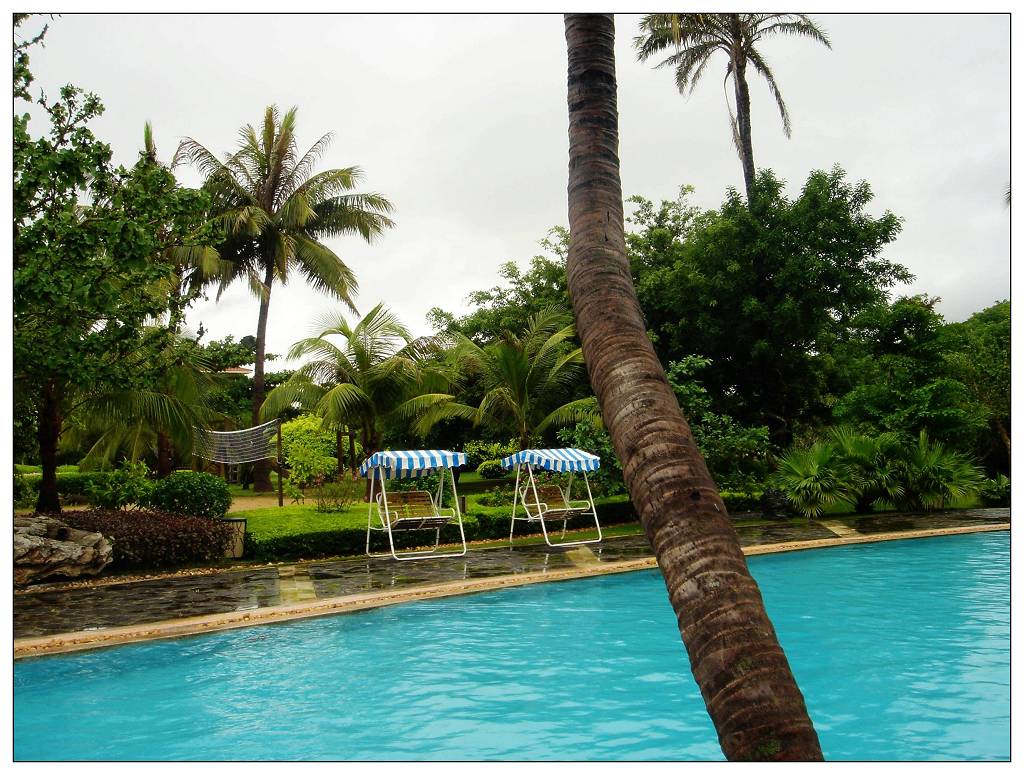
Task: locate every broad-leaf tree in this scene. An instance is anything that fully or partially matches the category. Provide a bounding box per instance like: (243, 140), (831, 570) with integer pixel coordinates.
(634, 13), (830, 202)
(564, 13), (822, 759)
(14, 17), (212, 512)
(630, 169), (909, 444)
(175, 106), (394, 490)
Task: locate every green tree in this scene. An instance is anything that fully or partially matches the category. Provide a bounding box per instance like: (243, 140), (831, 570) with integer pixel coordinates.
(943, 301), (1010, 462)
(666, 356), (772, 490)
(175, 105), (395, 490)
(14, 17), (212, 511)
(407, 309), (598, 450)
(631, 169), (909, 443)
(280, 414), (340, 487)
(833, 296), (989, 448)
(634, 13), (830, 203)
(564, 14), (821, 759)
(260, 303), (430, 467)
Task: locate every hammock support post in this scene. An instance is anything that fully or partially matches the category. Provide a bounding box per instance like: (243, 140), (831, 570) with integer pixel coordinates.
(276, 419), (284, 508)
(191, 419), (285, 508)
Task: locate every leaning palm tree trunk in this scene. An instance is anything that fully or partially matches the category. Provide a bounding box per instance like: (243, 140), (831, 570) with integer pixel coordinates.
(564, 14), (822, 761)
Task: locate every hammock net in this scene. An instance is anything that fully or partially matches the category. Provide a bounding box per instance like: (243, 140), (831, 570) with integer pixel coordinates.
(193, 420), (279, 464)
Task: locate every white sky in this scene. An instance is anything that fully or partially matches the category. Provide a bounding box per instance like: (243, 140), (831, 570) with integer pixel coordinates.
(20, 12), (1010, 361)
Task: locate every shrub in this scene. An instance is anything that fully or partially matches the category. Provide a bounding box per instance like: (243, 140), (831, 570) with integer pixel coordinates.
(86, 461), (155, 510)
(244, 497), (639, 561)
(556, 422), (627, 495)
(13, 472), (33, 507)
(281, 414), (339, 487)
(772, 442), (858, 519)
(979, 474), (1010, 507)
(314, 477), (363, 513)
(477, 486), (516, 507)
(476, 460), (508, 479)
(896, 431), (986, 511)
(150, 471), (232, 519)
(17, 471), (115, 503)
(463, 439), (517, 469)
(59, 508), (235, 569)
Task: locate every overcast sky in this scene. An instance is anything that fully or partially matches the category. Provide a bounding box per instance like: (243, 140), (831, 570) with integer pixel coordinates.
(22, 12), (1010, 362)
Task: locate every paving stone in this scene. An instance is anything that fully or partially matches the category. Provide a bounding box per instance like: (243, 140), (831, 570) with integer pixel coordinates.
(13, 509), (1009, 640)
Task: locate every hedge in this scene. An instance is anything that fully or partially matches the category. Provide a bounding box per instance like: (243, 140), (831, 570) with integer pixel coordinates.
(244, 499), (640, 561)
(16, 471), (115, 504)
(59, 508), (235, 570)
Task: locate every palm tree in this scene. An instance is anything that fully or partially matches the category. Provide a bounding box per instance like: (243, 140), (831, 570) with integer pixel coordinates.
(828, 427), (905, 514)
(634, 13), (830, 203)
(773, 441), (858, 519)
(175, 106), (395, 490)
(897, 430), (986, 511)
(564, 14), (821, 760)
(61, 339), (222, 474)
(402, 309), (599, 450)
(259, 303), (430, 469)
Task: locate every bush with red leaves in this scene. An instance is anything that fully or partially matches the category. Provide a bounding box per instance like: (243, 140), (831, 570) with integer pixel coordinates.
(58, 509), (235, 570)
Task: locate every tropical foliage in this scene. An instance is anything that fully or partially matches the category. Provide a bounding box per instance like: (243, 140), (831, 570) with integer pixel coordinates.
(407, 309), (599, 449)
(14, 18), (213, 511)
(175, 105), (394, 488)
(260, 304), (432, 461)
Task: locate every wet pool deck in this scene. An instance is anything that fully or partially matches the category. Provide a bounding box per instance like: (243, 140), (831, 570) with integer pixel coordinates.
(13, 509), (1009, 658)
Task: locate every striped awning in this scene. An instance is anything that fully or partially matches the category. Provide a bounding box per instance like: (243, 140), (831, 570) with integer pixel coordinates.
(500, 448), (601, 473)
(359, 450), (467, 480)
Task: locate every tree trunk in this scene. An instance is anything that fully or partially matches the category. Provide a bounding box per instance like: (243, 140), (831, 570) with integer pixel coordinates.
(729, 16), (756, 205)
(35, 381), (63, 513)
(348, 425), (357, 476)
(994, 418), (1010, 457)
(156, 431), (174, 478)
(342, 423), (350, 477)
(564, 14), (822, 761)
(251, 264), (274, 491)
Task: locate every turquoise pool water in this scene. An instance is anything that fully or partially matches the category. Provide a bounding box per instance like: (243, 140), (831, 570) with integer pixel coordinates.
(15, 531), (1009, 761)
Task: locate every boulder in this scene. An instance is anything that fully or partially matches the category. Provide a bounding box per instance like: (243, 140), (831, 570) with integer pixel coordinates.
(14, 514), (113, 585)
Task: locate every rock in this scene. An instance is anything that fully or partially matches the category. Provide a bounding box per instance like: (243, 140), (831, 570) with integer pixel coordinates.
(14, 514), (113, 585)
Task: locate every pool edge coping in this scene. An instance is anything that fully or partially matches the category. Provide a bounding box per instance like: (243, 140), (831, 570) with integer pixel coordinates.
(13, 522), (1009, 659)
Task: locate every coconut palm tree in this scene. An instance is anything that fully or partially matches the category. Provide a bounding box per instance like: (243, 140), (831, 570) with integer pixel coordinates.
(259, 303), (432, 467)
(175, 106), (395, 490)
(634, 13), (830, 203)
(401, 309), (599, 450)
(564, 14), (821, 760)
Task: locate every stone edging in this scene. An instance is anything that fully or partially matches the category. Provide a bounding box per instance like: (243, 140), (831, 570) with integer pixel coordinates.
(13, 522), (1008, 659)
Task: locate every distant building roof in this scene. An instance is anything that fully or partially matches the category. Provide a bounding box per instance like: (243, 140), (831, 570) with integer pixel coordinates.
(221, 366), (253, 375)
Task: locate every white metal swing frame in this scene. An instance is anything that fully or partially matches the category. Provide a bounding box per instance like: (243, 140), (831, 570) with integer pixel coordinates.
(509, 462), (602, 547)
(364, 459), (467, 561)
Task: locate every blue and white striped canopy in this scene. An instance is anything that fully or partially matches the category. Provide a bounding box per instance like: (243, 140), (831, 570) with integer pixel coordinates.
(500, 448), (601, 473)
(359, 450), (467, 480)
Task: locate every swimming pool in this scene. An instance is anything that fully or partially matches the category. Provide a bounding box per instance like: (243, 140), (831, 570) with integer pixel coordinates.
(14, 531), (1009, 761)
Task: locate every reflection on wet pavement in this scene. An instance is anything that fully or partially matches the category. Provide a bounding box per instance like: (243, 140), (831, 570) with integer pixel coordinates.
(13, 509), (1009, 640)
(838, 508), (1009, 535)
(13, 568), (280, 639)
